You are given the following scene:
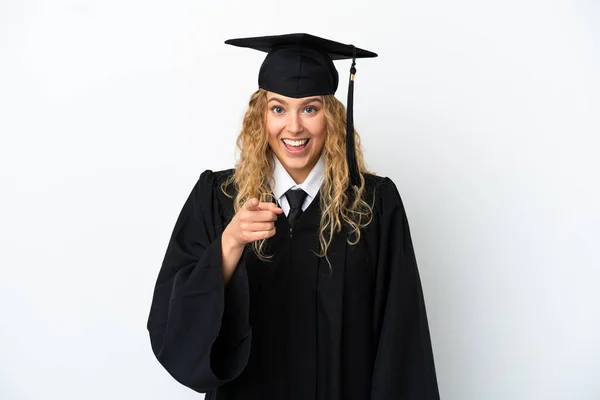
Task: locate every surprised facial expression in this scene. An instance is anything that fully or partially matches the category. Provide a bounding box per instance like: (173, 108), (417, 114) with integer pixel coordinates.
(266, 91), (326, 184)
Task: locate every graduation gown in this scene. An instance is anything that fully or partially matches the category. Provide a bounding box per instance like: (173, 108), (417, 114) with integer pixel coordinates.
(147, 169), (440, 399)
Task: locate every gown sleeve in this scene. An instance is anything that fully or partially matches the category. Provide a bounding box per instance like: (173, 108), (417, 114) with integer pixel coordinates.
(146, 170), (252, 393)
(370, 177), (440, 399)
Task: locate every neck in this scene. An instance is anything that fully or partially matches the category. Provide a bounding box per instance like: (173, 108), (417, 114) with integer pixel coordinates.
(285, 156), (320, 184)
(286, 167), (309, 184)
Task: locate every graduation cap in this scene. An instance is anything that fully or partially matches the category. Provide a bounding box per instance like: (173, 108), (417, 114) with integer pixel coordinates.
(225, 33), (377, 188)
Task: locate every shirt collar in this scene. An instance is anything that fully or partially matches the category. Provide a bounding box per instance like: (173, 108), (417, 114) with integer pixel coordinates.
(271, 153), (326, 201)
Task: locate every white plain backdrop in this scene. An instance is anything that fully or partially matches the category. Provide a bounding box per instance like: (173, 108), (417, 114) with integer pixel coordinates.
(1, 1), (599, 399)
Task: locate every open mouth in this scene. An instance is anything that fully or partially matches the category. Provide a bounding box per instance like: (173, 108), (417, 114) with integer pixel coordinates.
(282, 138), (310, 151)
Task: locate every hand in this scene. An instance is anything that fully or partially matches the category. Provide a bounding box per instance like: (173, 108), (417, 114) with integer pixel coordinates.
(223, 198), (283, 249)
(221, 198), (283, 284)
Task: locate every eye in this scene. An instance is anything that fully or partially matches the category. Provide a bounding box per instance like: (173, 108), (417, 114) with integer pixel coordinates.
(271, 106), (284, 114)
(304, 106), (319, 114)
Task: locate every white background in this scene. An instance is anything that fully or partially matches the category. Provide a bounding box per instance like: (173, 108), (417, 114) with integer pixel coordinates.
(1, 0), (599, 399)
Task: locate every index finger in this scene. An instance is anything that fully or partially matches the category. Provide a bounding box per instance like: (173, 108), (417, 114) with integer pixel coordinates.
(250, 210), (281, 222)
(256, 201), (283, 214)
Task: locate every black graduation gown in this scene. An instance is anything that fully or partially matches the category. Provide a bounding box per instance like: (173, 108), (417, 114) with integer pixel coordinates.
(147, 169), (440, 399)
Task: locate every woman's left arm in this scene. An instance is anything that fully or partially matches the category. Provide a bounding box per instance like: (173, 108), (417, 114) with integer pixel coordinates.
(370, 178), (440, 399)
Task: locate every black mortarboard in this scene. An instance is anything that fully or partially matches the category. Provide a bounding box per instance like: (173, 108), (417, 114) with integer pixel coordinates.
(225, 33), (377, 188)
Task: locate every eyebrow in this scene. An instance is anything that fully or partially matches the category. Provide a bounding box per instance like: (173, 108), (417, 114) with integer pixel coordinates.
(267, 96), (323, 106)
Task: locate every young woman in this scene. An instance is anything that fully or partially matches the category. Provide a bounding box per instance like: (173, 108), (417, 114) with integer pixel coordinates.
(147, 33), (440, 399)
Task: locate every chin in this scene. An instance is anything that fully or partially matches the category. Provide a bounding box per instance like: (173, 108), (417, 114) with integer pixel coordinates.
(282, 159), (309, 171)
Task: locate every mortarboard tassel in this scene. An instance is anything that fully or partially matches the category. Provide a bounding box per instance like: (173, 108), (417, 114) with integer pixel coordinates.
(346, 45), (361, 188)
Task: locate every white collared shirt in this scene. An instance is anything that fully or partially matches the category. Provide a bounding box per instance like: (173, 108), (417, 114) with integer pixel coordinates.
(270, 154), (325, 216)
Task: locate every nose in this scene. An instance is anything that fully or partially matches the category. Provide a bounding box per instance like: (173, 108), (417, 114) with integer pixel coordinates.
(286, 113), (304, 134)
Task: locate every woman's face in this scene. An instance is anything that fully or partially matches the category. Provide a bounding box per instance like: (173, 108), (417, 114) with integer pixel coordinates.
(266, 91), (327, 184)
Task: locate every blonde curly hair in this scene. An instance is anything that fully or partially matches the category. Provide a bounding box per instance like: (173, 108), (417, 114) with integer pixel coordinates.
(221, 88), (374, 264)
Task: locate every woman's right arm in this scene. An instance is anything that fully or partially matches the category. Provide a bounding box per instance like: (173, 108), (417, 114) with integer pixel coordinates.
(146, 170), (252, 393)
